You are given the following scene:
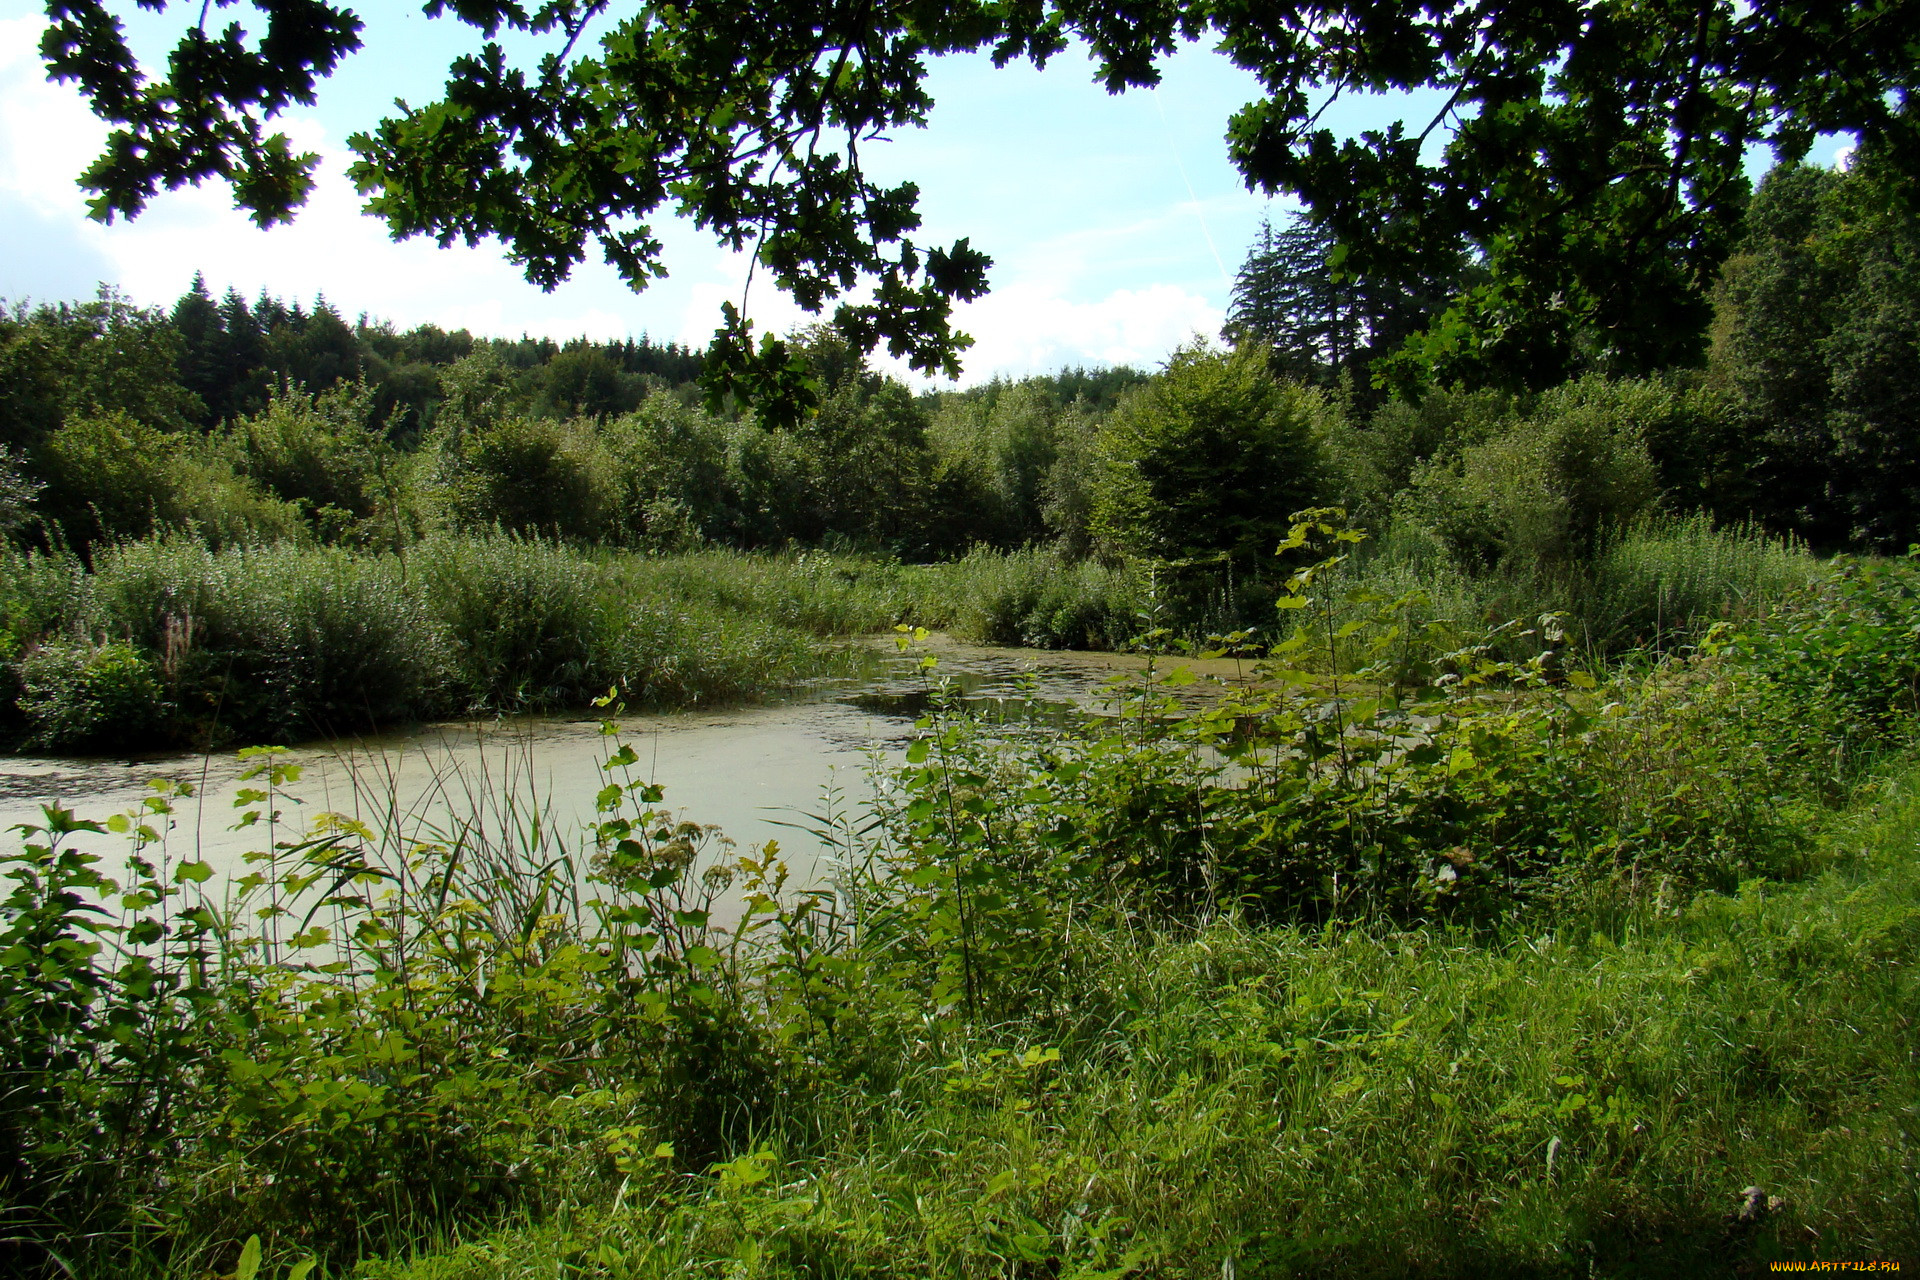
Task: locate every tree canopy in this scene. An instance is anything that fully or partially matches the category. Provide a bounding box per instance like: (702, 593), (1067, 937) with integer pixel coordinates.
(40, 1), (1920, 407)
(1223, 210), (1467, 396)
(1710, 162), (1920, 550)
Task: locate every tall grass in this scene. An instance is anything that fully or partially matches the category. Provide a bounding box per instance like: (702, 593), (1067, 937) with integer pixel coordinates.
(1, 536), (920, 751)
(1580, 514), (1816, 652)
(909, 544), (1142, 649)
(0, 518), (1832, 752)
(14, 551), (1920, 1278)
(92, 538), (441, 739)
(389, 816), (1918, 1277)
(607, 548), (911, 636)
(1307, 514), (1819, 673)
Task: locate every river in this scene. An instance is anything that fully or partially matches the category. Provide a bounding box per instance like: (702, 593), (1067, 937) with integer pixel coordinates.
(0, 636), (1256, 909)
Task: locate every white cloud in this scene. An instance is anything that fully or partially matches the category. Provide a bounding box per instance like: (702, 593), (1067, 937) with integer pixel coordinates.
(0, 17), (108, 216)
(0, 22), (714, 338)
(882, 281), (1221, 388)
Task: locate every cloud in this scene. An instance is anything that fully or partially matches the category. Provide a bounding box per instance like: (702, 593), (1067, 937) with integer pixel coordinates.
(0, 19), (701, 337)
(880, 280), (1222, 388)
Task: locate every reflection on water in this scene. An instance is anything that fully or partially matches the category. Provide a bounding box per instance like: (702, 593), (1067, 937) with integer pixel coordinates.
(0, 635), (1254, 904)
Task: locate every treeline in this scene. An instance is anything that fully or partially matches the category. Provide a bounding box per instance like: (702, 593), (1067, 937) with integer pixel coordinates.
(0, 277), (1151, 560)
(1, 161), (1914, 583)
(1222, 160), (1920, 558)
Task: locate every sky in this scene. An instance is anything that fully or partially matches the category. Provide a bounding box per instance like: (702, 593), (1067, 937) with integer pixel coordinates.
(0, 4), (1856, 387)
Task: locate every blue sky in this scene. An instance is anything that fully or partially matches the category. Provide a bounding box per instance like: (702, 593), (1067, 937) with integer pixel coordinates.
(0, 4), (1853, 385)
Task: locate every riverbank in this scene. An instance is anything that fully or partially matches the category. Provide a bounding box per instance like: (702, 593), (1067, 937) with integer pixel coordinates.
(0, 634), (1183, 903)
(0, 538), (908, 754)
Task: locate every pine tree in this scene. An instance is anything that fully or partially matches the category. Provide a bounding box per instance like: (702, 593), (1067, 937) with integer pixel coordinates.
(1224, 211), (1469, 397)
(1223, 215), (1365, 384)
(169, 274), (224, 425)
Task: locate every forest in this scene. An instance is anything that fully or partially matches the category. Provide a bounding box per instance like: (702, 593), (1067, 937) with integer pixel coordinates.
(8, 0), (1920, 1274)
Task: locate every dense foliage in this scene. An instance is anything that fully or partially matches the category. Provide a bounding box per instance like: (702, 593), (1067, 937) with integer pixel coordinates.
(11, 161), (1915, 752)
(10, 9), (1920, 1272)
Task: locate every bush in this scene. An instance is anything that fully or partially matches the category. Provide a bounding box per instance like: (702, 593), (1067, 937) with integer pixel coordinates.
(89, 540), (442, 741)
(918, 545), (1141, 649)
(0, 444), (43, 539)
(1724, 550), (1920, 784)
(34, 413), (306, 555)
(1328, 385), (1517, 523)
(416, 534), (612, 709)
(601, 394), (732, 546)
(226, 383), (394, 535)
(440, 416), (613, 541)
(34, 413), (185, 550)
(17, 640), (165, 753)
(1092, 342), (1334, 566)
(1408, 376), (1663, 570)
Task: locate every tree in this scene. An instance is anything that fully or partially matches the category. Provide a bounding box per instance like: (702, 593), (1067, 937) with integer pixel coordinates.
(1224, 210), (1464, 394)
(541, 347), (633, 420)
(1092, 342), (1331, 567)
(41, 2), (1920, 404)
(0, 291), (201, 452)
(1711, 163), (1920, 550)
(928, 379), (1062, 546)
(170, 273), (225, 425)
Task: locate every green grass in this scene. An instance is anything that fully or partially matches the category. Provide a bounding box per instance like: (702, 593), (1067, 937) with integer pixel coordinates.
(1303, 514), (1820, 674)
(15, 555), (1920, 1279)
(348, 762), (1920, 1279)
(1, 537), (929, 751)
(1, 516), (1820, 752)
(905, 545), (1143, 649)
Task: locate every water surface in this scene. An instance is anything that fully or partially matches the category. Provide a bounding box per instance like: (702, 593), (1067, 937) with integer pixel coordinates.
(0, 637), (1252, 901)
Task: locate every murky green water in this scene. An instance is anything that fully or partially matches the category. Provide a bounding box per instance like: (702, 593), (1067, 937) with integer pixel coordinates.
(0, 636), (1244, 901)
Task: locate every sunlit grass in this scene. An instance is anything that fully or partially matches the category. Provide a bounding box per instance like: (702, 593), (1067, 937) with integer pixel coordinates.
(344, 763), (1920, 1280)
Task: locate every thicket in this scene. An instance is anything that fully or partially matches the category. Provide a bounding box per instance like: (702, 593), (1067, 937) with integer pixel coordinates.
(13, 161), (1915, 579)
(4, 529), (1917, 1277)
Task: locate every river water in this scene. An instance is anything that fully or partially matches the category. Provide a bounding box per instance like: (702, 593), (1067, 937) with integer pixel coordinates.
(0, 637), (1254, 902)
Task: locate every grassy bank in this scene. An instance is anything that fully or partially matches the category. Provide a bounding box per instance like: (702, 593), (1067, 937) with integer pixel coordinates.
(366, 815), (1920, 1277)
(0, 538), (916, 753)
(4, 542), (1915, 1277)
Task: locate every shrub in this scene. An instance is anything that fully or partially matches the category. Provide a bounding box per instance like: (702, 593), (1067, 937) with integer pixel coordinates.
(227, 383), (394, 533)
(88, 540), (441, 742)
(1409, 375), (1664, 569)
(920, 545), (1141, 649)
(16, 640), (165, 753)
(441, 416), (613, 541)
(601, 394), (732, 545)
(1092, 342), (1334, 567)
(0, 444), (43, 539)
(416, 533), (613, 708)
(1328, 385), (1517, 523)
(34, 413), (184, 551)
